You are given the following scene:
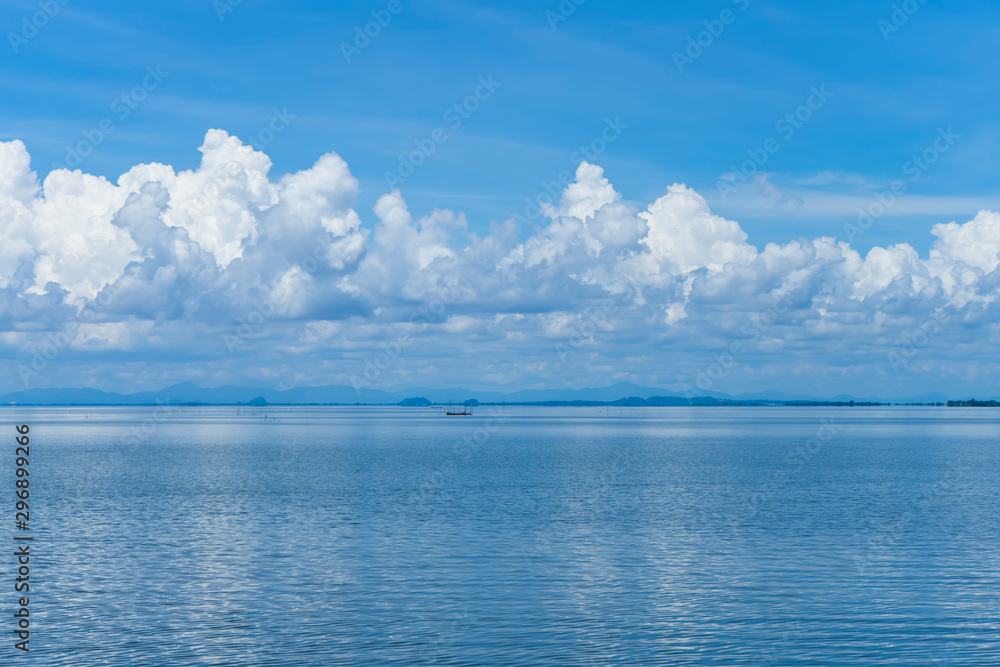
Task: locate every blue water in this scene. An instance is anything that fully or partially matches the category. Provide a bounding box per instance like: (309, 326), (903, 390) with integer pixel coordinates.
(4, 406), (1000, 665)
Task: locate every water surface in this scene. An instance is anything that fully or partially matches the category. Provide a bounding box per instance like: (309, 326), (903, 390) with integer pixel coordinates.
(5, 406), (1000, 665)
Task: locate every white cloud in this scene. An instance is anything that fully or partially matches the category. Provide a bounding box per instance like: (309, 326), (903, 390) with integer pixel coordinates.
(3, 131), (1000, 397)
(930, 210), (1000, 276)
(641, 183), (757, 275)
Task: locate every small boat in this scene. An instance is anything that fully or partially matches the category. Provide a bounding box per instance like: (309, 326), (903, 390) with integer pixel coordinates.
(445, 403), (473, 416)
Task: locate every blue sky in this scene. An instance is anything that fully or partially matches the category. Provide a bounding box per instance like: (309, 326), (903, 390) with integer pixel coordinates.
(4, 0), (996, 252)
(2, 0), (1000, 397)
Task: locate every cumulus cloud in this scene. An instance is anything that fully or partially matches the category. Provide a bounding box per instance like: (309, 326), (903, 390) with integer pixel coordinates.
(2, 132), (1000, 397)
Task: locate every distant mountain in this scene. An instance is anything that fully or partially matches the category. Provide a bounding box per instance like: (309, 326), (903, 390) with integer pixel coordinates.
(398, 397), (432, 406)
(0, 382), (965, 406)
(0, 387), (137, 405)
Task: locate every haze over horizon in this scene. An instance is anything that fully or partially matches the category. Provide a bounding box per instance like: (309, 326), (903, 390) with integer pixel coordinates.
(0, 378), (962, 406)
(3, 1), (1000, 398)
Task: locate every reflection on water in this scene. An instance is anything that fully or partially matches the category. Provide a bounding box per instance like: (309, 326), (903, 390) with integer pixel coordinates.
(4, 405), (1000, 665)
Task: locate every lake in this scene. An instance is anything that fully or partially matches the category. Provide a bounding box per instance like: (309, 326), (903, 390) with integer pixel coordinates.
(5, 405), (1000, 665)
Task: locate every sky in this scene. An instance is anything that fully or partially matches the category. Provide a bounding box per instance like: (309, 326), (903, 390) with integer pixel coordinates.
(1, 0), (999, 398)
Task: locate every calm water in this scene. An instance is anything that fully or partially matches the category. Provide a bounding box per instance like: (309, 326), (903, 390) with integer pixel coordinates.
(3, 405), (1000, 665)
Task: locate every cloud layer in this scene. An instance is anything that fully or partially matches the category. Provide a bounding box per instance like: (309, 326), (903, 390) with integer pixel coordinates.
(2, 131), (998, 397)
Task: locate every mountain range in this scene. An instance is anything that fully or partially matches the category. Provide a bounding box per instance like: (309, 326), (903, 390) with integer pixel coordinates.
(0, 382), (956, 406)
